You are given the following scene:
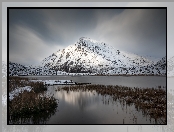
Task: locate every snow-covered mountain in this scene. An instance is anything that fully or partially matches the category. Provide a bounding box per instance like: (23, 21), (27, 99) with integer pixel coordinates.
(9, 37), (166, 76)
(41, 37), (165, 75)
(9, 61), (68, 76)
(42, 37), (154, 68)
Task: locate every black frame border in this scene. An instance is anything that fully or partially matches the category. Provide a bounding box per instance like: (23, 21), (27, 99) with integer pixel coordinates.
(7, 6), (167, 125)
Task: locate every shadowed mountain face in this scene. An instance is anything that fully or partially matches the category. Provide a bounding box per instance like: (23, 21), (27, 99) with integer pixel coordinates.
(9, 37), (166, 76)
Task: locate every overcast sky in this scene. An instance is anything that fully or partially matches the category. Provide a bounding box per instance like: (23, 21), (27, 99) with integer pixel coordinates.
(9, 8), (166, 65)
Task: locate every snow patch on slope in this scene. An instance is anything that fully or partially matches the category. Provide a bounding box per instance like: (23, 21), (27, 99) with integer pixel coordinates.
(8, 37), (166, 76)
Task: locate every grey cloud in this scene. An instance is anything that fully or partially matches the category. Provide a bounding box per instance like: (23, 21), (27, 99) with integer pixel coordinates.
(9, 9), (59, 44)
(90, 9), (166, 58)
(9, 8), (166, 65)
(9, 25), (62, 65)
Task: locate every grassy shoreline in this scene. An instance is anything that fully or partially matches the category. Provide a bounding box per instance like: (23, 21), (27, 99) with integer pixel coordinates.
(61, 84), (166, 124)
(8, 76), (166, 124)
(9, 76), (58, 124)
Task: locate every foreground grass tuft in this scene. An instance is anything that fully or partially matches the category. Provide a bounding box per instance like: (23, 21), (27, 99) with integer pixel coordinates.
(9, 76), (47, 93)
(9, 76), (58, 124)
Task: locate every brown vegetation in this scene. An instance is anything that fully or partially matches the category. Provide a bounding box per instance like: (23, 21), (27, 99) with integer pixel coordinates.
(9, 76), (47, 93)
(8, 77), (58, 124)
(61, 84), (166, 124)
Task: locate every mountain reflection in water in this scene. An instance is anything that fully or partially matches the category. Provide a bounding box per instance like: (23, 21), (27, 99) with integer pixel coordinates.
(46, 85), (166, 124)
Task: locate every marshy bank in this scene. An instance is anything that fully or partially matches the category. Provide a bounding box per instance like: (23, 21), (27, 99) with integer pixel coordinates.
(8, 77), (58, 124)
(61, 85), (166, 123)
(8, 76), (166, 124)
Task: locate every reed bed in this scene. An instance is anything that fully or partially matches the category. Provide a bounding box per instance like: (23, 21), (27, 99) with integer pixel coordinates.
(61, 84), (166, 124)
(9, 77), (58, 124)
(9, 76), (47, 93)
(9, 90), (58, 123)
(9, 76), (29, 92)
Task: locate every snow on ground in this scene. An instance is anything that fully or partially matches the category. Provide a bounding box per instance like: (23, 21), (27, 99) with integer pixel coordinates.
(3, 79), (74, 105)
(30, 79), (75, 85)
(3, 79), (75, 105)
(9, 86), (32, 101)
(2, 86), (33, 106)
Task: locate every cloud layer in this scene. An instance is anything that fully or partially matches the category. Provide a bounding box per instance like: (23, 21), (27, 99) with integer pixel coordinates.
(9, 8), (166, 65)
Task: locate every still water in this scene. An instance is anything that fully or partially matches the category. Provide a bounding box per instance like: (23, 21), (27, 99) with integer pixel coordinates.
(18, 76), (166, 124)
(45, 85), (163, 124)
(26, 75), (166, 88)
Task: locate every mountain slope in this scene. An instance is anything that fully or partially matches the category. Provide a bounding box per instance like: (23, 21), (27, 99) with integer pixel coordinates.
(41, 37), (156, 74)
(9, 37), (166, 76)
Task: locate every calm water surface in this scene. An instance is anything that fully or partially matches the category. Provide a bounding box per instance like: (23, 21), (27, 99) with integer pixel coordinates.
(19, 76), (166, 124)
(26, 76), (166, 88)
(45, 85), (164, 124)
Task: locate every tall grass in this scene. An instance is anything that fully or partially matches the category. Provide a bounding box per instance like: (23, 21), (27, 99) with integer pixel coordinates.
(9, 76), (47, 93)
(8, 76), (58, 124)
(62, 84), (166, 124)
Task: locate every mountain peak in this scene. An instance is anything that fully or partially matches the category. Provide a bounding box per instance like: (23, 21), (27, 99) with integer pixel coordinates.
(8, 37), (166, 76)
(78, 37), (104, 46)
(79, 37), (89, 40)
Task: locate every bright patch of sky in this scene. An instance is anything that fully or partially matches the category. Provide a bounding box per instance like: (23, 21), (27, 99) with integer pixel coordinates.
(9, 8), (166, 65)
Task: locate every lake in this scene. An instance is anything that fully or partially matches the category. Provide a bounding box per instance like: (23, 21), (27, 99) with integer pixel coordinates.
(24, 75), (166, 88)
(45, 86), (164, 124)
(16, 76), (166, 124)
